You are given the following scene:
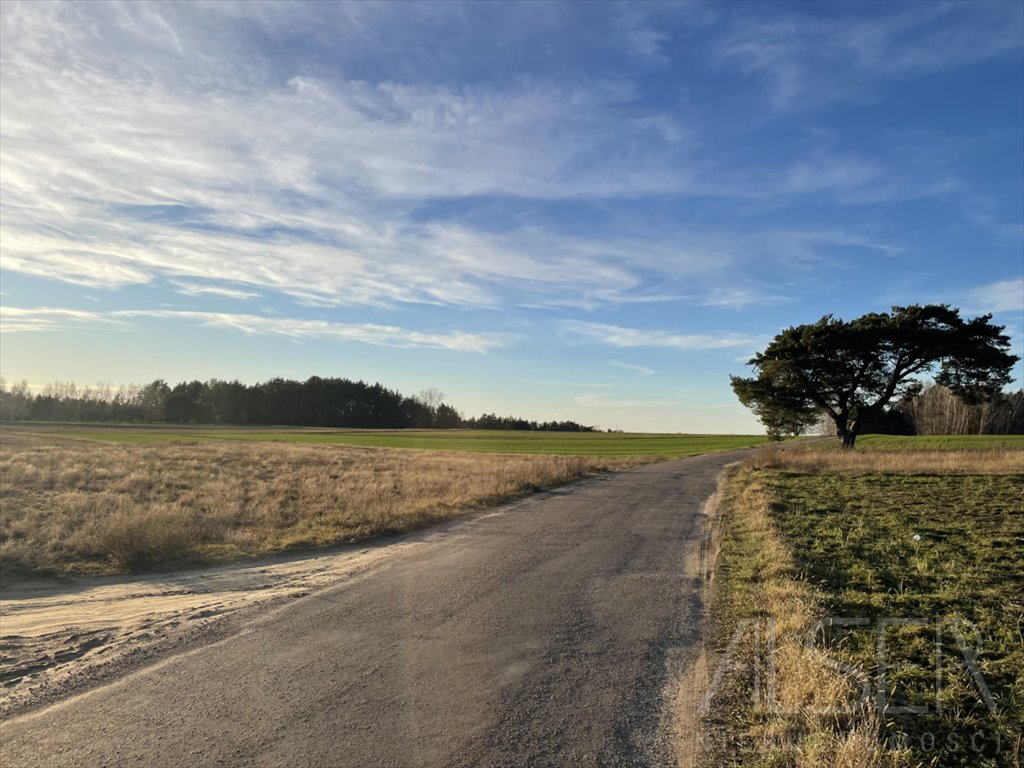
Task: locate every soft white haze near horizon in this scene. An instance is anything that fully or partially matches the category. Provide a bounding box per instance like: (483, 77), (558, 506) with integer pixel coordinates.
(1, 1), (1022, 432)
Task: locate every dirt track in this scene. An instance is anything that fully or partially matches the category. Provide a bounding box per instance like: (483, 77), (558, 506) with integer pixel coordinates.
(0, 449), (750, 768)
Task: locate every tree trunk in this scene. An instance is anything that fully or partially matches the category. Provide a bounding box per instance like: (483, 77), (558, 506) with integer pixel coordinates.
(834, 414), (857, 449)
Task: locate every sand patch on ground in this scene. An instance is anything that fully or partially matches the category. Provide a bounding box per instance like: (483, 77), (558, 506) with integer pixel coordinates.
(0, 523), (473, 718)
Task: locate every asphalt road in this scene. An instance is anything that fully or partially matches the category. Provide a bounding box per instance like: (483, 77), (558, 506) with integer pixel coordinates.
(1, 449), (750, 768)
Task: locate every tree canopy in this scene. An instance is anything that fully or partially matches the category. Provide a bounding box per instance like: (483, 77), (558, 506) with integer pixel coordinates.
(730, 305), (1019, 447)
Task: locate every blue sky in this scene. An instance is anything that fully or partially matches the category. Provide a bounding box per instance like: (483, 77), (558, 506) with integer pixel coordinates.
(1, 0), (1022, 432)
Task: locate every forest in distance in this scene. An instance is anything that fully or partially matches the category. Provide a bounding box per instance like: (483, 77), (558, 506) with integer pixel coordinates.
(0, 376), (597, 432)
(1, 374), (1022, 436)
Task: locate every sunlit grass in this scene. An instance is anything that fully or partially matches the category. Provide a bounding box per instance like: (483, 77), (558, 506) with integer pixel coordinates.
(750, 445), (1023, 474)
(705, 468), (907, 768)
(5, 423), (778, 456)
(706, 449), (1023, 768)
(0, 432), (652, 579)
(767, 471), (1023, 768)
(835, 434), (1024, 451)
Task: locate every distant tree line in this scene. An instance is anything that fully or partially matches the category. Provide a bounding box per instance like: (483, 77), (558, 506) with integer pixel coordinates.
(0, 377), (596, 432)
(466, 413), (597, 432)
(815, 384), (1024, 436)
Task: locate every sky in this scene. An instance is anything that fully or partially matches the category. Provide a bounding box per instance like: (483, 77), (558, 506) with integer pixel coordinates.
(1, 0), (1022, 433)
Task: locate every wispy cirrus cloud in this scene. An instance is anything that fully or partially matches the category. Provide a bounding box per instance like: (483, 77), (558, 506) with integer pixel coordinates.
(572, 393), (677, 409)
(609, 360), (655, 376)
(716, 2), (1023, 110)
(564, 321), (762, 351)
(170, 281), (260, 300)
(0, 307), (502, 352)
(0, 1), (956, 317)
(0, 307), (127, 333)
(530, 380), (613, 389)
(699, 287), (789, 310)
(966, 278), (1024, 315)
(0, 2), (707, 311)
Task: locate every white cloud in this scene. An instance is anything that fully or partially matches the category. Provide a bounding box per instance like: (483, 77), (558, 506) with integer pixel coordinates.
(699, 288), (788, 310)
(0, 307), (126, 333)
(170, 281), (260, 300)
(967, 278), (1024, 315)
(612, 6), (670, 63)
(0, 307), (502, 352)
(0, 43), (704, 309)
(716, 3), (1023, 110)
(0, 2), (707, 312)
(573, 393), (677, 409)
(530, 380), (613, 389)
(0, 1), (938, 316)
(565, 321), (761, 350)
(609, 360), (655, 376)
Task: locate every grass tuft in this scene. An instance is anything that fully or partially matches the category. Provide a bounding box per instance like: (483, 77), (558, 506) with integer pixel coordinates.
(749, 446), (1022, 475)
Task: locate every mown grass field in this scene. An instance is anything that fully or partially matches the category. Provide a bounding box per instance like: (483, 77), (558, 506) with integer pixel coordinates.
(841, 434), (1024, 451)
(770, 473), (1023, 767)
(4, 423), (777, 456)
(706, 447), (1023, 768)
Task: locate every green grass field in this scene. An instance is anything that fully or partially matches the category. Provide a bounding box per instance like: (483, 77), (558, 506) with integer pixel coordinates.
(5, 424), (777, 457)
(769, 472), (1024, 768)
(842, 434), (1024, 450)
(708, 447), (1024, 768)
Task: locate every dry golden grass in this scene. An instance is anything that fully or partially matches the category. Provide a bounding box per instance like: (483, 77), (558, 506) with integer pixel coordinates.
(748, 446), (1023, 475)
(738, 477), (887, 768)
(0, 431), (651, 578)
(706, 469), (910, 768)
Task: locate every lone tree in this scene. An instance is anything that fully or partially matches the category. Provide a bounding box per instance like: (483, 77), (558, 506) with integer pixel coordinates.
(730, 305), (1018, 448)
